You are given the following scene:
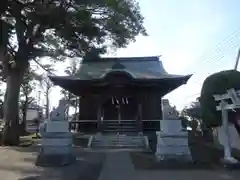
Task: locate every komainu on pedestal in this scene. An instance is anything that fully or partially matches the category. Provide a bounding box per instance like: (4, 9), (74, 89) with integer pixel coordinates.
(36, 99), (76, 167)
(155, 120), (192, 162)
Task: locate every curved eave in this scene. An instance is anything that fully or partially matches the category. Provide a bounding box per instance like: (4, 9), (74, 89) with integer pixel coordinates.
(136, 74), (192, 84)
(49, 74), (192, 96)
(154, 74), (192, 96)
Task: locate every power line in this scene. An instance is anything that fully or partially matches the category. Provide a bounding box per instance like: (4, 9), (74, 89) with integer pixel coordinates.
(173, 28), (240, 108)
(189, 38), (239, 74)
(190, 45), (239, 85)
(185, 27), (240, 72)
(185, 31), (240, 85)
(234, 48), (240, 70)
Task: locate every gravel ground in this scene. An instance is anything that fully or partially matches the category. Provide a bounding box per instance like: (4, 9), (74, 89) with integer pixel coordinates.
(2, 145), (240, 180)
(0, 145), (106, 180)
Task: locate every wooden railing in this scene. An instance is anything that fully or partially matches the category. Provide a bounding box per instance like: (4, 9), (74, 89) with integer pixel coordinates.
(69, 119), (161, 133)
(70, 119), (162, 122)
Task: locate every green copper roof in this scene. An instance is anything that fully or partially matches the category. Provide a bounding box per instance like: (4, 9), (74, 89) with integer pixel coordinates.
(49, 56), (192, 95)
(111, 62), (126, 70)
(70, 56), (184, 80)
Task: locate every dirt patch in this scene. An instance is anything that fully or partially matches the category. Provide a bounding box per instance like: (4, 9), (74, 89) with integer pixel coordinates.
(0, 146), (106, 180)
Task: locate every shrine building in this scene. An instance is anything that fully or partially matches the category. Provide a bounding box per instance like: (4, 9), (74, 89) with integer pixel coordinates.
(49, 56), (192, 134)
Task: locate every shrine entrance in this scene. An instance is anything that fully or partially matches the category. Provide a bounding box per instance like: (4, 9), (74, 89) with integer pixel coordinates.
(102, 96), (139, 134)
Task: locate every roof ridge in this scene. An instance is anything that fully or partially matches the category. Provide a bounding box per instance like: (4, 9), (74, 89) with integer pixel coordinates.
(80, 56), (161, 63)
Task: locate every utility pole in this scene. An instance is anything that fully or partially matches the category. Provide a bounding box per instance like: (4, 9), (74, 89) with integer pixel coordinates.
(234, 48), (240, 70)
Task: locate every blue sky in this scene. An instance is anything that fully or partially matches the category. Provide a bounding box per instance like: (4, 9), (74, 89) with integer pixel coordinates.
(116, 0), (240, 109)
(48, 0), (240, 111)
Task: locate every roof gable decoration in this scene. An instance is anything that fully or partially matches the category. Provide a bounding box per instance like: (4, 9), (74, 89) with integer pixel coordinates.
(84, 68), (111, 78)
(100, 69), (136, 79)
(111, 62), (126, 70)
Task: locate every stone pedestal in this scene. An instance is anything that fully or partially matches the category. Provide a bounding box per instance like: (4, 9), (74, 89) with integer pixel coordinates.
(216, 125), (240, 165)
(36, 100), (76, 166)
(155, 120), (191, 161)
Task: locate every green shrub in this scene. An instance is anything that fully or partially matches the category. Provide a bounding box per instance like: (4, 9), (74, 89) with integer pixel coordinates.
(200, 70), (240, 127)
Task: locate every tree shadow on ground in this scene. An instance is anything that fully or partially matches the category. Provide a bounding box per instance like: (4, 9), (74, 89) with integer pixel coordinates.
(18, 176), (41, 180)
(5, 144), (39, 153)
(0, 146), (106, 180)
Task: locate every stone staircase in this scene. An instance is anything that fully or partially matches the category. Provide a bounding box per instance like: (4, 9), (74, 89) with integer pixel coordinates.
(102, 120), (137, 134)
(90, 134), (148, 149)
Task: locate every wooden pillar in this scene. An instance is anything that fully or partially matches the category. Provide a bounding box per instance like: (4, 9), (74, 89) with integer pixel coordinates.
(116, 105), (121, 134)
(137, 103), (143, 133)
(97, 105), (102, 132)
(135, 92), (143, 133)
(96, 94), (108, 133)
(141, 92), (161, 132)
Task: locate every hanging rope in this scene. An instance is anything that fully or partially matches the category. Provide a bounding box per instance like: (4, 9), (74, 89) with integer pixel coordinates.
(111, 96), (128, 105)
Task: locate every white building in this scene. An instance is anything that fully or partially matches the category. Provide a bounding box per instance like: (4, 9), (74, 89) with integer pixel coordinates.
(22, 103), (44, 133)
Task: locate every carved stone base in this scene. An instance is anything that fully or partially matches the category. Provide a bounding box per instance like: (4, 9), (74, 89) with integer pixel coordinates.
(155, 132), (192, 162)
(35, 153), (76, 167)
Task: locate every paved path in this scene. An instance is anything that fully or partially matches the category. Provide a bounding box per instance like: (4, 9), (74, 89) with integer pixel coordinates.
(98, 151), (240, 180)
(98, 152), (135, 180)
(1, 146), (240, 180)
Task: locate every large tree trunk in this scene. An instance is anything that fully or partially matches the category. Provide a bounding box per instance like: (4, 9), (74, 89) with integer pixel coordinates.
(21, 98), (28, 135)
(2, 69), (24, 146)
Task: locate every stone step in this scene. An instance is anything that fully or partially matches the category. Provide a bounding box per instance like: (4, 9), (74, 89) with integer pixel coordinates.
(103, 128), (136, 130)
(94, 137), (143, 141)
(103, 123), (136, 126)
(103, 124), (136, 127)
(91, 144), (145, 148)
(103, 130), (137, 133)
(93, 138), (143, 141)
(92, 141), (143, 144)
(103, 122), (137, 125)
(103, 124), (136, 126)
(92, 143), (144, 147)
(103, 126), (136, 129)
(94, 135), (142, 138)
(103, 123), (136, 125)
(93, 140), (143, 143)
(91, 146), (145, 150)
(91, 142), (145, 147)
(103, 126), (136, 128)
(91, 135), (147, 149)
(94, 136), (142, 139)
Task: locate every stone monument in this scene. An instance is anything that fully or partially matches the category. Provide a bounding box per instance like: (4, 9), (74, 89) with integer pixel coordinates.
(155, 119), (192, 161)
(36, 99), (76, 166)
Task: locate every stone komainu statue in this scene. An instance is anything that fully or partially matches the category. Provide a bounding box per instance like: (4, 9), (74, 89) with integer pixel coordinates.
(50, 99), (68, 121)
